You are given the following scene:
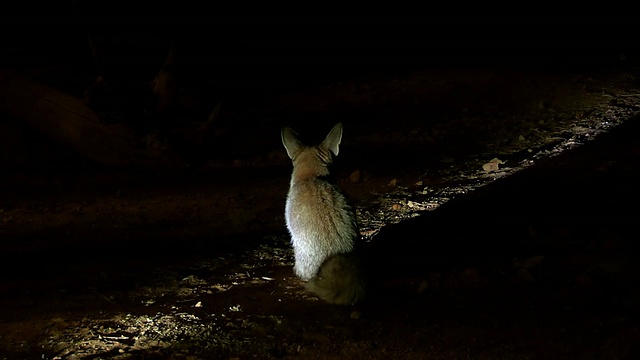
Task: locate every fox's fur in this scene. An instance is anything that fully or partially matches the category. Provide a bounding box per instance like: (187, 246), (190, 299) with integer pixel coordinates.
(281, 122), (366, 305)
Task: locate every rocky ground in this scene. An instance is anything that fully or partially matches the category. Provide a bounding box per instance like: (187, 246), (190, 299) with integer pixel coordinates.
(1, 58), (640, 359)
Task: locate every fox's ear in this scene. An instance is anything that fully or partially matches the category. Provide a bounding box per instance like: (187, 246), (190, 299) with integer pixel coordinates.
(321, 122), (343, 156)
(281, 127), (304, 159)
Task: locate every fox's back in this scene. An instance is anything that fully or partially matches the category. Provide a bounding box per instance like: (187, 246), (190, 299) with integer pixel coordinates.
(285, 176), (356, 249)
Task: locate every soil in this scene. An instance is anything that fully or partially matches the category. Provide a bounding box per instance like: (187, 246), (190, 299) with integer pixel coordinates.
(1, 53), (640, 359)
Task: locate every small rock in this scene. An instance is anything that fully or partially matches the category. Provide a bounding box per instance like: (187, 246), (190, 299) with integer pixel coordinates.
(349, 170), (361, 183)
(482, 158), (504, 173)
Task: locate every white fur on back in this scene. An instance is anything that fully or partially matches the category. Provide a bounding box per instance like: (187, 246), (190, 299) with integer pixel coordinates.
(285, 177), (357, 280)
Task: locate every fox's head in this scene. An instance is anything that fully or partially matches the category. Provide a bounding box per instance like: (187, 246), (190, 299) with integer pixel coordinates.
(281, 123), (343, 178)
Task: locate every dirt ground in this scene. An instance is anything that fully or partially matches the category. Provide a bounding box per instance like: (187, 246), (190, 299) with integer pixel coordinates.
(1, 56), (640, 359)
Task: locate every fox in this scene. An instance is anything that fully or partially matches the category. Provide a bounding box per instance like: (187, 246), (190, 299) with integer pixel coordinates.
(281, 122), (366, 305)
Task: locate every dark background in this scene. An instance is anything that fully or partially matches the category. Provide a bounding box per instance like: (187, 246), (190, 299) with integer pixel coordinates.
(3, 1), (638, 83)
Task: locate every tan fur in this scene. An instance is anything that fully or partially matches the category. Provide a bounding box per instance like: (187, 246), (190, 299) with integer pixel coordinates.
(282, 123), (366, 305)
(305, 253), (366, 305)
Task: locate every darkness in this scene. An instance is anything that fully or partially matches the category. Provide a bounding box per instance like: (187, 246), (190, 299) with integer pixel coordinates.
(1, 1), (638, 279)
(4, 1), (639, 77)
(1, 0), (638, 275)
(1, 1), (640, 358)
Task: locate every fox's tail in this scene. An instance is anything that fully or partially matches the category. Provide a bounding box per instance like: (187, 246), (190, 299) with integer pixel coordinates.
(305, 252), (366, 305)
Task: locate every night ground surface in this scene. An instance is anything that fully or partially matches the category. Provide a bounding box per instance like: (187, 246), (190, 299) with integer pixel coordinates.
(0, 25), (640, 360)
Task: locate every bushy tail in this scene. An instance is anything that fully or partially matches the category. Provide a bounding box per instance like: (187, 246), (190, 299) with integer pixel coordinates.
(305, 252), (366, 305)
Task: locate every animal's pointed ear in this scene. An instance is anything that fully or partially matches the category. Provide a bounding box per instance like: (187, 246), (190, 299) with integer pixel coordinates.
(281, 126), (304, 159)
(321, 122), (343, 156)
